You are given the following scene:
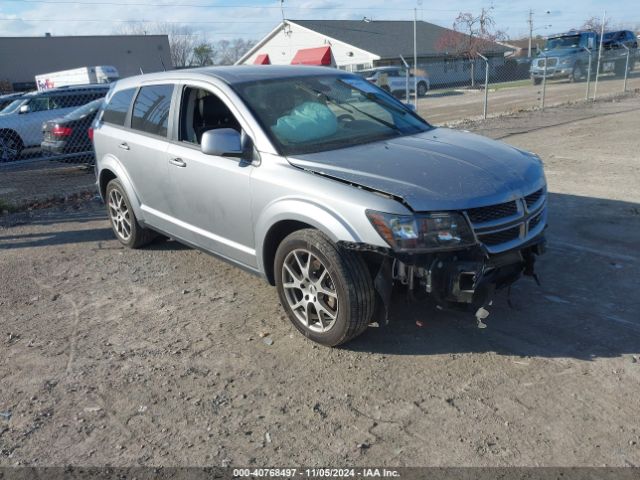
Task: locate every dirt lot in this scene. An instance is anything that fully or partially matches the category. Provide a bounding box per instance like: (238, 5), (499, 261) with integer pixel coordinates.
(1, 96), (640, 468)
(420, 72), (640, 124)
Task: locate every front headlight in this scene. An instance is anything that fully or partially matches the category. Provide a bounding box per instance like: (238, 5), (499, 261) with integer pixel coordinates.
(366, 210), (476, 252)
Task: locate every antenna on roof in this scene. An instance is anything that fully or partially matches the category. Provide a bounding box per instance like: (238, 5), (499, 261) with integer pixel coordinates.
(159, 56), (166, 72)
(363, 17), (372, 23)
(140, 67), (144, 74)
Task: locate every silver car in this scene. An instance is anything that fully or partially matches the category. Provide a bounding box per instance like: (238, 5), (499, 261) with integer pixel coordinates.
(93, 66), (547, 346)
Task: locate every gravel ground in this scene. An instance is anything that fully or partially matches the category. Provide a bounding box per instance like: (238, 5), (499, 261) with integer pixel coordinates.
(1, 96), (639, 468)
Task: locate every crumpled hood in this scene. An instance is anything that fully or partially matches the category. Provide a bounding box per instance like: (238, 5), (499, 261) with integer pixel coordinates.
(287, 127), (546, 212)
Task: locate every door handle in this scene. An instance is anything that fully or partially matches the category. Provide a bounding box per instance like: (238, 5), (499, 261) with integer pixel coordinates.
(169, 157), (187, 168)
(118, 142), (130, 151)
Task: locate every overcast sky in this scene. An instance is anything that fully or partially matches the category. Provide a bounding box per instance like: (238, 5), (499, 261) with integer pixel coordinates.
(1, 0), (638, 40)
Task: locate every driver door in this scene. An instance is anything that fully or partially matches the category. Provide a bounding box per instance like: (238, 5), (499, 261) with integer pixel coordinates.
(166, 83), (257, 269)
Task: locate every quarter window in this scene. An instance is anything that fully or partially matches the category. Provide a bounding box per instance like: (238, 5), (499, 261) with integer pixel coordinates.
(131, 84), (174, 137)
(102, 88), (136, 126)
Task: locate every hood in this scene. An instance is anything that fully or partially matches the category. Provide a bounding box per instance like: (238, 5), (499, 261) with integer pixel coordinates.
(288, 128), (546, 212)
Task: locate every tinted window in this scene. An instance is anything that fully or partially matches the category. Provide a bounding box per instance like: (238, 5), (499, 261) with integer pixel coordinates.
(131, 84), (174, 137)
(102, 88), (136, 126)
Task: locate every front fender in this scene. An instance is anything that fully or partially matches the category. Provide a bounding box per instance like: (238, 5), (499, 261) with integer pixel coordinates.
(254, 197), (362, 274)
(98, 154), (145, 223)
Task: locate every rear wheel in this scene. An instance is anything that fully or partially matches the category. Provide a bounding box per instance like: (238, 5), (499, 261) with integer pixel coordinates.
(0, 131), (23, 162)
(417, 81), (428, 97)
(532, 76), (542, 86)
(275, 229), (375, 347)
(105, 178), (156, 248)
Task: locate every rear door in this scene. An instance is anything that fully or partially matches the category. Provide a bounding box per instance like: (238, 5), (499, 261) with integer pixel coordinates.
(122, 83), (176, 227)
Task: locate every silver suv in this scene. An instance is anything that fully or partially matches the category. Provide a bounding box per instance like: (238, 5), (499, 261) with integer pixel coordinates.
(93, 66), (547, 346)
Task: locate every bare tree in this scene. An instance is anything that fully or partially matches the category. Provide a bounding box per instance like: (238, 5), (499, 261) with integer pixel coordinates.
(581, 16), (610, 33)
(436, 8), (505, 86)
(114, 22), (199, 68)
(209, 38), (257, 65)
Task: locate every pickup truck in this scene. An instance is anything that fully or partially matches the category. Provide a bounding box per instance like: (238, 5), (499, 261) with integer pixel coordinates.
(530, 29), (638, 84)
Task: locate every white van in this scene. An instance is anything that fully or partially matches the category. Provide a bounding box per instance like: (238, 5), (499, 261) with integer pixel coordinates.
(35, 66), (119, 91)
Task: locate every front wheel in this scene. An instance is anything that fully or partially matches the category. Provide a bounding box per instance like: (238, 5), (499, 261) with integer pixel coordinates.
(532, 76), (542, 85)
(417, 81), (428, 97)
(570, 63), (584, 82)
(275, 229), (375, 347)
(0, 131), (23, 162)
(105, 178), (156, 248)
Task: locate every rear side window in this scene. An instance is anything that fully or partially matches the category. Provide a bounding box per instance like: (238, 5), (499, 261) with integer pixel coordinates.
(131, 84), (174, 137)
(102, 88), (136, 126)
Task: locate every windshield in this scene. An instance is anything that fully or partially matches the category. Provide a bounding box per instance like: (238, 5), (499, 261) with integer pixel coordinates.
(64, 98), (103, 120)
(0, 98), (27, 114)
(234, 74), (431, 156)
(545, 35), (581, 50)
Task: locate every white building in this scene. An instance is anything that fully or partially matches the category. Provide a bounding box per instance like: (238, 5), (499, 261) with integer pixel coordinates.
(237, 20), (511, 86)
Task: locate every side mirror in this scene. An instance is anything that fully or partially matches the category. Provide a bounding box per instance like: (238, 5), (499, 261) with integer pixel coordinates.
(19, 104), (30, 114)
(201, 128), (242, 157)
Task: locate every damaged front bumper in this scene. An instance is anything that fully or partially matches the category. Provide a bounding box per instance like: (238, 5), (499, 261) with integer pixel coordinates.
(339, 234), (546, 325)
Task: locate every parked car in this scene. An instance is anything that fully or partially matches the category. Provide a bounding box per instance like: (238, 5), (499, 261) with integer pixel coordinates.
(41, 98), (104, 164)
(356, 66), (430, 97)
(530, 29), (638, 84)
(0, 84), (108, 161)
(93, 66), (547, 346)
(0, 92), (25, 112)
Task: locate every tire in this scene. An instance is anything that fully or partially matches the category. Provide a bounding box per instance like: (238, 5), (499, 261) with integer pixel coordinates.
(614, 60), (627, 77)
(570, 63), (584, 82)
(532, 76), (542, 86)
(417, 81), (428, 97)
(105, 178), (156, 249)
(274, 229), (375, 347)
(0, 131), (24, 162)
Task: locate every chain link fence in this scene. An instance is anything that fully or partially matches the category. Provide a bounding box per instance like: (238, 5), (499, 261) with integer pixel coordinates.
(0, 32), (638, 212)
(407, 43), (639, 123)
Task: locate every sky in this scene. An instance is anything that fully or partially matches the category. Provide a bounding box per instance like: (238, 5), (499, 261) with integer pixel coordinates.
(0, 0), (638, 40)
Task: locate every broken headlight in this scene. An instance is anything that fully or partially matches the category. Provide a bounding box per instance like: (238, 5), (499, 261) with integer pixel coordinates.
(366, 210), (476, 252)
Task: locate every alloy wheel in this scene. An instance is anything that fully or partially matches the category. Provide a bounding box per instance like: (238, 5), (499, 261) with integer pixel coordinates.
(281, 249), (339, 333)
(0, 136), (19, 162)
(108, 189), (132, 241)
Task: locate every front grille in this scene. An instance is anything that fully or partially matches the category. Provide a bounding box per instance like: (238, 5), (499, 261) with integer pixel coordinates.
(466, 201), (518, 224)
(525, 188), (544, 209)
(529, 212), (543, 230)
(538, 58), (557, 67)
(478, 226), (521, 246)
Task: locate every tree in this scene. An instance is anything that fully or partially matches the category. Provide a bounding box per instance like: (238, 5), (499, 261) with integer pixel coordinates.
(435, 8), (505, 86)
(114, 22), (199, 68)
(192, 42), (214, 66)
(581, 16), (610, 33)
(210, 38), (257, 65)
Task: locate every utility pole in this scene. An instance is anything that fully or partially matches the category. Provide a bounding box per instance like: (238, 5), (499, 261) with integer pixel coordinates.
(413, 8), (418, 106)
(528, 9), (533, 58)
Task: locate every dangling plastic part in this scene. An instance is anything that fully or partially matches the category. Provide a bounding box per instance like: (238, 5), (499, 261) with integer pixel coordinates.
(475, 306), (490, 329)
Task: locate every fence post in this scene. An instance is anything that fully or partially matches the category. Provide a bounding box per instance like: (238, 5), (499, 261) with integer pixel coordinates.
(477, 53), (489, 119)
(541, 53), (548, 111)
(399, 54), (410, 103)
(622, 44), (630, 93)
(583, 47), (592, 101)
